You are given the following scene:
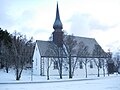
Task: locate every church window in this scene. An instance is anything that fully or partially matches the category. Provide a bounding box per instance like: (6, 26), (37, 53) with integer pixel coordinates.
(79, 61), (83, 69)
(90, 60), (93, 68)
(99, 60), (102, 68)
(54, 61), (58, 69)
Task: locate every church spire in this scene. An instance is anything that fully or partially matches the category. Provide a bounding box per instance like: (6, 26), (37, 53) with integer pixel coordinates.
(53, 2), (63, 30)
(52, 2), (63, 47)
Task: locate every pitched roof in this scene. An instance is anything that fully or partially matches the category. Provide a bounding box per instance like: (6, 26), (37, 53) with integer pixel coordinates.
(36, 36), (107, 58)
(36, 40), (50, 57)
(36, 40), (66, 57)
(73, 36), (99, 55)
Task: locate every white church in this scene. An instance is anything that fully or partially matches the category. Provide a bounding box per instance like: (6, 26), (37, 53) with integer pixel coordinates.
(32, 3), (110, 78)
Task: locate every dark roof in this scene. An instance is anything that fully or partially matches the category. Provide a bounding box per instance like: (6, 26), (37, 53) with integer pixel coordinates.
(36, 40), (51, 57)
(36, 36), (108, 58)
(72, 36), (98, 54)
(36, 40), (66, 57)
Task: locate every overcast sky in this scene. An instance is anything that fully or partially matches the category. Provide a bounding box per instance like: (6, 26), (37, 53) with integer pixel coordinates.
(0, 0), (120, 52)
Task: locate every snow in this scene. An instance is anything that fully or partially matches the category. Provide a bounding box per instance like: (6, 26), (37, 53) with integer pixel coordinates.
(0, 69), (120, 90)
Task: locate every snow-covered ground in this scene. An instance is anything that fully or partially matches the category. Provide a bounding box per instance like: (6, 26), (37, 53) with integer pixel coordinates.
(0, 69), (120, 90)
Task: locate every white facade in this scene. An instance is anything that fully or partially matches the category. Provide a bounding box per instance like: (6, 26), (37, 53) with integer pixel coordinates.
(74, 59), (107, 77)
(33, 43), (41, 75)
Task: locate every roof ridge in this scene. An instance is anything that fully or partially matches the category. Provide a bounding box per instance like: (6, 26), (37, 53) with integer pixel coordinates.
(64, 35), (96, 40)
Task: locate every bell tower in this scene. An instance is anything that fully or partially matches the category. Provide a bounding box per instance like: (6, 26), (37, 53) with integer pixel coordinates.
(53, 2), (63, 47)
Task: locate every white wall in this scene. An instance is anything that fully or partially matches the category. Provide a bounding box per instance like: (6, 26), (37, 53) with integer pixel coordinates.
(41, 58), (108, 77)
(42, 58), (68, 76)
(74, 59), (108, 77)
(33, 43), (41, 75)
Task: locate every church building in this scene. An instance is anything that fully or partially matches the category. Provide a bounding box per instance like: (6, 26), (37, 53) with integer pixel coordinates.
(32, 3), (109, 78)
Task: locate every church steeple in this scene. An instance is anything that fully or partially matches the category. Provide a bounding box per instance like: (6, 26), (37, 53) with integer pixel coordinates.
(53, 2), (63, 47)
(53, 2), (63, 30)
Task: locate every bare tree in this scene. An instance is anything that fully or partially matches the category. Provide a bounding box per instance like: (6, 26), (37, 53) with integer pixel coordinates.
(12, 35), (24, 80)
(46, 58), (53, 80)
(112, 51), (120, 74)
(0, 29), (34, 80)
(92, 45), (105, 77)
(76, 42), (90, 78)
(46, 42), (64, 79)
(64, 35), (90, 78)
(12, 32), (34, 80)
(45, 47), (55, 80)
(102, 59), (106, 77)
(64, 35), (77, 78)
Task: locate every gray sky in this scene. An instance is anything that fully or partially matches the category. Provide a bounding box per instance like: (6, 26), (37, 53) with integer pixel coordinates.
(0, 0), (120, 52)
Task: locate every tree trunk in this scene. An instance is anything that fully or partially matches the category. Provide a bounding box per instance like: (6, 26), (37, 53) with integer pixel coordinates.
(103, 61), (105, 77)
(69, 56), (72, 78)
(47, 68), (49, 80)
(57, 62), (63, 79)
(59, 63), (62, 79)
(5, 60), (9, 73)
(47, 58), (49, 80)
(16, 69), (19, 80)
(18, 69), (23, 79)
(58, 57), (62, 79)
(6, 67), (9, 73)
(103, 66), (105, 77)
(85, 64), (87, 78)
(98, 67), (100, 77)
(16, 67), (23, 80)
(71, 58), (78, 77)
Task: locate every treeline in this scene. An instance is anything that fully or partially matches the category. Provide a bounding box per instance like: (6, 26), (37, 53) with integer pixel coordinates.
(0, 28), (35, 80)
